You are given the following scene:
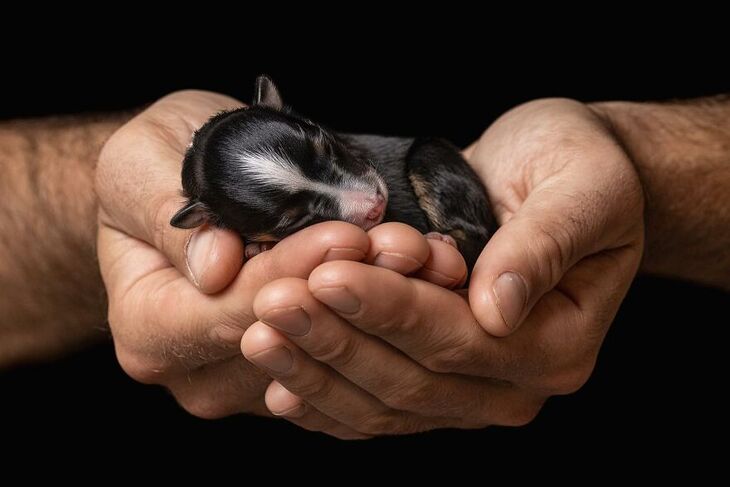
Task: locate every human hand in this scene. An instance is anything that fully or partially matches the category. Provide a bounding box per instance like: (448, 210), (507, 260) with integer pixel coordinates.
(241, 99), (645, 436)
(96, 92), (465, 420)
(96, 92), (365, 417)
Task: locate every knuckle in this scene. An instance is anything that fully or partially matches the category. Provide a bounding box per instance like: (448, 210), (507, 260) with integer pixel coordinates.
(293, 375), (336, 402)
(149, 195), (181, 255)
(462, 418), (493, 430)
(358, 413), (429, 436)
(381, 379), (436, 413)
(107, 302), (128, 337)
(115, 347), (172, 385)
(582, 310), (614, 344)
(353, 280), (420, 338)
(378, 309), (420, 338)
(308, 335), (360, 369)
(358, 413), (404, 436)
(96, 128), (126, 178)
(547, 363), (595, 395)
(384, 283), (421, 334)
(419, 338), (477, 374)
(160, 89), (206, 103)
(503, 403), (542, 427)
(420, 347), (462, 373)
(176, 394), (232, 420)
(531, 219), (573, 285)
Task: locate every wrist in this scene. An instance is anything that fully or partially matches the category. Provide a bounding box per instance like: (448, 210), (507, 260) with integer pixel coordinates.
(588, 100), (652, 254)
(590, 99), (730, 290)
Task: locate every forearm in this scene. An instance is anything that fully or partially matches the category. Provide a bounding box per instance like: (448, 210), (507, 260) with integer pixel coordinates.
(0, 112), (134, 367)
(593, 98), (730, 290)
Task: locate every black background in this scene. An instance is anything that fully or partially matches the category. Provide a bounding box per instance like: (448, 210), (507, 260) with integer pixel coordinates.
(1, 37), (728, 464)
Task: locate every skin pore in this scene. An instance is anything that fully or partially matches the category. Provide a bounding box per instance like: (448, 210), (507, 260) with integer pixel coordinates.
(0, 94), (728, 434)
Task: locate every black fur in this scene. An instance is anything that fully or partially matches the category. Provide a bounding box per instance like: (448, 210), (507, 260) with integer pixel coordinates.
(404, 138), (496, 270)
(172, 75), (496, 273)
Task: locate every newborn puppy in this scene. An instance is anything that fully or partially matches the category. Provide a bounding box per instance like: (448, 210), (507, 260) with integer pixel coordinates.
(171, 76), (496, 275)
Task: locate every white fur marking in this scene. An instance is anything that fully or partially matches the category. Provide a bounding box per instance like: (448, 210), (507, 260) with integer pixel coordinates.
(235, 149), (371, 198)
(236, 149), (310, 193)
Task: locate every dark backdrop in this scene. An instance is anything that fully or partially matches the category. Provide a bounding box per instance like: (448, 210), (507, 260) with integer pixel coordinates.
(1, 45), (728, 463)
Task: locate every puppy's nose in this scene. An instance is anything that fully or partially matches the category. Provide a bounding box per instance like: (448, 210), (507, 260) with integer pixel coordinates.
(366, 193), (385, 221)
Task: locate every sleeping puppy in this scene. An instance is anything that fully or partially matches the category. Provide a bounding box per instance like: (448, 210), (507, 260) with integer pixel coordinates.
(171, 75), (496, 276)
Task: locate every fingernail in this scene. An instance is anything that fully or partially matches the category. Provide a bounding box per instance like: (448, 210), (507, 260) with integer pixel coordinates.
(313, 286), (360, 314)
(261, 306), (311, 336)
(493, 272), (528, 330)
(323, 247), (366, 262)
(425, 232), (458, 248)
(271, 403), (306, 417)
(249, 347), (293, 373)
(373, 252), (422, 274)
(186, 228), (217, 287)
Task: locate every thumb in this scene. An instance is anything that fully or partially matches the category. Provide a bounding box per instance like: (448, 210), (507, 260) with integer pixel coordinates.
(144, 193), (244, 294)
(469, 185), (605, 336)
(97, 189), (244, 295)
(96, 91), (246, 294)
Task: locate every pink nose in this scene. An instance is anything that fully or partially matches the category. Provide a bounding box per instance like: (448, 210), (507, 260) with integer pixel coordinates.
(366, 193), (385, 221)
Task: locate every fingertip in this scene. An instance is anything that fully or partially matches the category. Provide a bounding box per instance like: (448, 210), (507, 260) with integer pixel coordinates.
(467, 222), (536, 337)
(265, 381), (306, 417)
(252, 277), (309, 320)
(367, 222), (430, 275)
(240, 321), (288, 357)
(316, 221), (371, 253)
(468, 275), (518, 337)
(415, 239), (468, 289)
(271, 221), (369, 267)
(307, 260), (357, 291)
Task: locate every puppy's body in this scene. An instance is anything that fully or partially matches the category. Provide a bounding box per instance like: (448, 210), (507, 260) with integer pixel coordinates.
(172, 76), (496, 274)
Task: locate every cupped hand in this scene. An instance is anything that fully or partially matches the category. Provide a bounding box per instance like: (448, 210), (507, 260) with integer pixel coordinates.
(241, 99), (645, 436)
(96, 93), (464, 421)
(96, 92), (368, 417)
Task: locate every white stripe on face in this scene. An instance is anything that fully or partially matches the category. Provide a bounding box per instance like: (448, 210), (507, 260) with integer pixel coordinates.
(235, 148), (376, 198)
(236, 148), (313, 193)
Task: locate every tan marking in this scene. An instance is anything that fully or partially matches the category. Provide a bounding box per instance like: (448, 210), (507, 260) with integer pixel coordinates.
(312, 131), (326, 154)
(449, 229), (466, 242)
(409, 172), (446, 229)
(249, 233), (279, 242)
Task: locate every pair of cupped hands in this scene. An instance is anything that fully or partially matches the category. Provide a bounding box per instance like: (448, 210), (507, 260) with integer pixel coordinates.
(96, 91), (644, 438)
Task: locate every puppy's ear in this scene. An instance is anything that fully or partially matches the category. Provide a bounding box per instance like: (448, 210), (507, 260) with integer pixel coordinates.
(253, 75), (283, 110)
(170, 200), (209, 229)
